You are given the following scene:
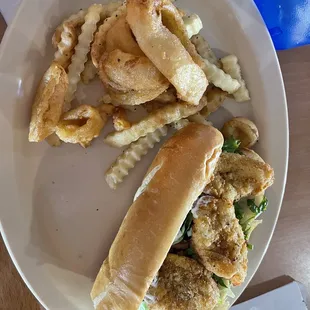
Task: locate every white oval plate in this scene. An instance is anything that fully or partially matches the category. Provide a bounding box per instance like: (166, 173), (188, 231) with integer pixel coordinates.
(0, 0), (288, 309)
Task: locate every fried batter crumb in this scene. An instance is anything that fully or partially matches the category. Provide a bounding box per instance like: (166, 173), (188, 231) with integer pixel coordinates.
(192, 197), (247, 281)
(204, 152), (274, 202)
(147, 254), (219, 310)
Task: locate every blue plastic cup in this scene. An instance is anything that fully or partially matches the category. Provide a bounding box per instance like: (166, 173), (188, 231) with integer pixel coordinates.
(254, 0), (310, 50)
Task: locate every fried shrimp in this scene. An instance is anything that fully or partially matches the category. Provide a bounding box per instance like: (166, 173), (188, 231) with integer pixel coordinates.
(147, 254), (220, 310)
(204, 153), (274, 202)
(192, 196), (247, 280)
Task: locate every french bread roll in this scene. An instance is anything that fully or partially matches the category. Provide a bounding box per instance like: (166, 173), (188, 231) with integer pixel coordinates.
(91, 123), (224, 310)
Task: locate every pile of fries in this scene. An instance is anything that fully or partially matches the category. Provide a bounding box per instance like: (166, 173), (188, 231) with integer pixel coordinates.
(28, 0), (250, 189)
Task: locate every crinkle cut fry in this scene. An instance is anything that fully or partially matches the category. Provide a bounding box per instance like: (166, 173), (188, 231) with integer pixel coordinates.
(159, 0), (233, 101)
(106, 126), (168, 189)
(182, 14), (203, 39)
(64, 4), (103, 111)
(52, 9), (86, 48)
(155, 2), (240, 96)
(191, 34), (219, 67)
(104, 1), (124, 17)
(104, 96), (208, 147)
(221, 55), (250, 102)
(201, 58), (241, 94)
(81, 54), (98, 84)
(53, 9), (87, 70)
(52, 1), (123, 48)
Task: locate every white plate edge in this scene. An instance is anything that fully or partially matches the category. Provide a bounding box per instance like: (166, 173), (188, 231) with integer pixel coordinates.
(0, 0), (289, 308)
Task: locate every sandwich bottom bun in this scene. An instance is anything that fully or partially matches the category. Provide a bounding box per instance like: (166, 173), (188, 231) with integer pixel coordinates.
(91, 123), (224, 310)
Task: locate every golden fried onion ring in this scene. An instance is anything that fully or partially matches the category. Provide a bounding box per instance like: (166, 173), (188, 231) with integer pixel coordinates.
(91, 3), (127, 68)
(222, 117), (259, 148)
(29, 63), (68, 142)
(56, 105), (105, 147)
(107, 87), (168, 106)
(99, 49), (169, 92)
(159, 5), (241, 94)
(126, 0), (207, 105)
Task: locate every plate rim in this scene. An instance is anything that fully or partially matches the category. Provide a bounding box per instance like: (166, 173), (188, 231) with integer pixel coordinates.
(0, 0), (289, 308)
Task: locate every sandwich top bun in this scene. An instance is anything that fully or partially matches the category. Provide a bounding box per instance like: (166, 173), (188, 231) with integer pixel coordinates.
(91, 123), (224, 310)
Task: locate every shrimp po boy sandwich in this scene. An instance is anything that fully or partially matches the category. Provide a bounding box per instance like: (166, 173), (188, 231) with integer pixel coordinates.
(91, 123), (274, 310)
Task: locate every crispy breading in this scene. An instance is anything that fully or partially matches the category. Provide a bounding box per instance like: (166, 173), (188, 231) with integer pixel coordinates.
(106, 86), (169, 106)
(200, 87), (227, 117)
(53, 9), (86, 70)
(99, 49), (169, 92)
(56, 105), (105, 148)
(143, 101), (167, 113)
(91, 3), (127, 68)
(112, 107), (131, 131)
(192, 197), (247, 280)
(97, 103), (115, 119)
(64, 4), (103, 111)
(230, 243), (247, 286)
(153, 88), (177, 103)
(105, 14), (144, 56)
(222, 117), (259, 148)
(204, 153), (274, 202)
(240, 148), (264, 163)
(147, 254), (219, 310)
(191, 34), (219, 67)
(127, 0), (207, 105)
(29, 63), (68, 142)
